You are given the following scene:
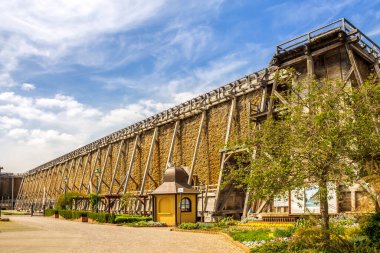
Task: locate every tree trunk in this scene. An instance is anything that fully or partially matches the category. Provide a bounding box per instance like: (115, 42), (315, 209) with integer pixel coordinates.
(319, 173), (330, 244)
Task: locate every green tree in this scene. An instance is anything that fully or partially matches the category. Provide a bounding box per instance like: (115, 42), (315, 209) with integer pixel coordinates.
(348, 76), (380, 211)
(235, 75), (356, 243)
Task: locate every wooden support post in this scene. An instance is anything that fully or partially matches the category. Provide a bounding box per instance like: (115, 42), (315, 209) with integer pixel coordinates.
(375, 63), (380, 79)
(57, 162), (68, 195)
(45, 167), (55, 198)
(97, 144), (112, 194)
(109, 140), (125, 194)
(66, 159), (75, 191)
(346, 44), (363, 85)
(259, 86), (267, 112)
(350, 187), (356, 212)
(78, 154), (91, 193)
(214, 98), (236, 214)
(71, 156), (83, 191)
(306, 54), (314, 79)
(121, 135), (139, 194)
(188, 111), (206, 185)
(87, 149), (100, 194)
(166, 121), (179, 169)
(139, 128), (158, 197)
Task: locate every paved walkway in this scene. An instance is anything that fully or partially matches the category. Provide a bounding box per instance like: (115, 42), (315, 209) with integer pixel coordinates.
(0, 216), (244, 253)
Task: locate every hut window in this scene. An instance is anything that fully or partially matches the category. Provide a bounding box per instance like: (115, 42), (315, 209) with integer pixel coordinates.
(180, 197), (191, 212)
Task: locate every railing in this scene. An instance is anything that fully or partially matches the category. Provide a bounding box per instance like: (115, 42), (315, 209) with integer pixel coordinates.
(276, 18), (380, 63)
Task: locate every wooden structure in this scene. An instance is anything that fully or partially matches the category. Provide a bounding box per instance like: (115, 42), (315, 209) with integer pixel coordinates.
(151, 166), (198, 226)
(15, 19), (380, 220)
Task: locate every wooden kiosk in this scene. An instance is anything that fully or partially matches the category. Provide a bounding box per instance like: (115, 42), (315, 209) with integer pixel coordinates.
(151, 166), (198, 226)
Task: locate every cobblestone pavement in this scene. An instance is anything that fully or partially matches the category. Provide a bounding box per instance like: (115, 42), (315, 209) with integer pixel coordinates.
(0, 215), (244, 253)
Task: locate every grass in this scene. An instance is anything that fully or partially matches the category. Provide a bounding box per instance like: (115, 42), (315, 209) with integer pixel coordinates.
(229, 229), (273, 242)
(1, 210), (29, 215)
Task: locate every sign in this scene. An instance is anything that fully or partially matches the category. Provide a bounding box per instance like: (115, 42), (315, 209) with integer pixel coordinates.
(178, 187), (184, 193)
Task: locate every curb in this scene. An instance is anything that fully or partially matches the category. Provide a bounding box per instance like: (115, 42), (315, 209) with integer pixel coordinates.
(170, 228), (250, 253)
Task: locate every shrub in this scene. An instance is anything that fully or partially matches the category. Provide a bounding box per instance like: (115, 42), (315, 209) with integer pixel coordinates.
(273, 227), (294, 238)
(229, 229), (272, 242)
(88, 212), (116, 223)
(178, 222), (200, 229)
(44, 209), (56, 216)
(290, 226), (351, 253)
(55, 192), (83, 210)
(361, 212), (380, 248)
(130, 221), (167, 227)
(218, 217), (239, 226)
(88, 194), (101, 211)
(250, 240), (290, 253)
(114, 215), (151, 224)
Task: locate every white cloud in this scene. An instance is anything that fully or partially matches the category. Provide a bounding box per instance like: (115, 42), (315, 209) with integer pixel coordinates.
(21, 82), (35, 91)
(0, 116), (23, 130)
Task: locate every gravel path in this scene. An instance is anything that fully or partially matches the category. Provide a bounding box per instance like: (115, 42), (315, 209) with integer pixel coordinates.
(0, 216), (244, 253)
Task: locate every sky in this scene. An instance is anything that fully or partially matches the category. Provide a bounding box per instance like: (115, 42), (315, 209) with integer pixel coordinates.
(1, 0), (380, 173)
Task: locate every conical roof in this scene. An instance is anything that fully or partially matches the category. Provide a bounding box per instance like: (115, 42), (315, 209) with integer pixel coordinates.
(151, 166), (198, 194)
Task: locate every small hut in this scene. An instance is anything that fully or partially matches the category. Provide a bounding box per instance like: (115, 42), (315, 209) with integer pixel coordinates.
(151, 166), (198, 226)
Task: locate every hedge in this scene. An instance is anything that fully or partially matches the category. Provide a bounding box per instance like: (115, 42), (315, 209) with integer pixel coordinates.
(88, 212), (115, 223)
(44, 209), (114, 223)
(114, 215), (152, 224)
(44, 209), (56, 216)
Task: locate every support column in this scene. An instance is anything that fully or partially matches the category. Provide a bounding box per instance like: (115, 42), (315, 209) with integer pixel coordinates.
(97, 144), (112, 194)
(166, 121), (179, 169)
(375, 63), (380, 79)
(349, 186), (356, 212)
(346, 44), (363, 85)
(139, 128), (158, 196)
(109, 140), (125, 194)
(188, 111), (206, 185)
(214, 98), (236, 215)
(121, 135), (139, 194)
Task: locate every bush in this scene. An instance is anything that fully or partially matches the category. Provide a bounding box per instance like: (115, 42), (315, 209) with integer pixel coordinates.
(361, 212), (380, 248)
(273, 227), (294, 238)
(44, 209), (56, 216)
(130, 221), (167, 227)
(114, 215), (151, 224)
(229, 229), (272, 242)
(55, 192), (83, 210)
(250, 240), (290, 253)
(178, 222), (200, 229)
(290, 226), (352, 253)
(88, 212), (116, 223)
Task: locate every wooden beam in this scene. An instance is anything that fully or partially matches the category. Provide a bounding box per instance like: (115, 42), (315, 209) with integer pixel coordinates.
(45, 166), (56, 198)
(214, 98), (236, 214)
(71, 156), (83, 191)
(346, 44), (363, 85)
(109, 140), (125, 194)
(121, 135), (140, 194)
(87, 149), (100, 194)
(139, 128), (158, 196)
(66, 159), (76, 191)
(165, 121), (179, 169)
(57, 161), (67, 196)
(78, 153), (91, 193)
(375, 63), (380, 79)
(188, 111), (206, 185)
(306, 54), (314, 79)
(97, 144), (112, 194)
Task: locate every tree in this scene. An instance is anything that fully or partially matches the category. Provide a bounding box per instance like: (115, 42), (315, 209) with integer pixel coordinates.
(348, 76), (380, 211)
(234, 74), (357, 243)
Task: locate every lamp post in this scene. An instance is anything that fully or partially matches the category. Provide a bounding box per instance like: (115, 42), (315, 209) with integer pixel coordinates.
(0, 166), (3, 218)
(64, 176), (69, 209)
(95, 168), (100, 213)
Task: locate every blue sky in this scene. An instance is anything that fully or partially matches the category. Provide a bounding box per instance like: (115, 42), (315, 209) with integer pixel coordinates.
(1, 0), (380, 173)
